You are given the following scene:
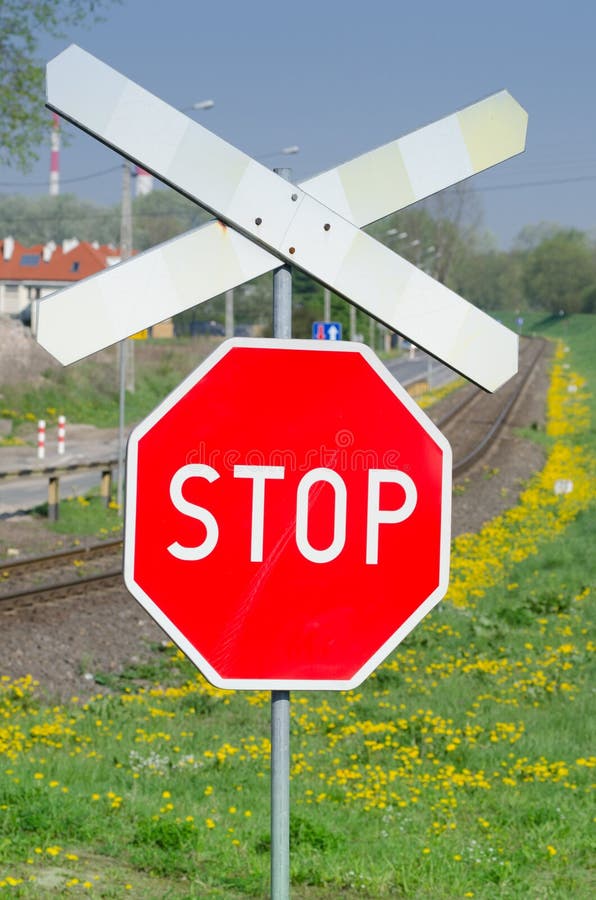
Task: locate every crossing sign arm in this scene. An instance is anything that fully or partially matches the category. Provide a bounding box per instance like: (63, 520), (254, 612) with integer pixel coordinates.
(301, 88), (527, 229)
(35, 86), (525, 369)
(41, 45), (525, 391)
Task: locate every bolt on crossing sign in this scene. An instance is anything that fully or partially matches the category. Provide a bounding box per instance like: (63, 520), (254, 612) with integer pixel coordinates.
(35, 45), (527, 392)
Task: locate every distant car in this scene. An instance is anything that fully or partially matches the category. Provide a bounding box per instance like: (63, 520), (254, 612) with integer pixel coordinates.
(188, 320), (225, 336)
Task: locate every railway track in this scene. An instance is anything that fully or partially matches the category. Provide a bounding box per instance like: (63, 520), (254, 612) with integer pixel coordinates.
(430, 337), (546, 476)
(0, 337), (547, 613)
(0, 538), (123, 614)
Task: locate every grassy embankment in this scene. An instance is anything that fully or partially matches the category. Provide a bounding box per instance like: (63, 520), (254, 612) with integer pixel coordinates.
(0, 314), (594, 897)
(0, 336), (220, 436)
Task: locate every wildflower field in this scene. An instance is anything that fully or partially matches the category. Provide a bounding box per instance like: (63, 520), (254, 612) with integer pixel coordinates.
(1, 315), (594, 897)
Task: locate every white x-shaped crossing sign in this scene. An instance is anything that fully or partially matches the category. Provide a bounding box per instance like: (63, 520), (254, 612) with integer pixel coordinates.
(36, 45), (527, 391)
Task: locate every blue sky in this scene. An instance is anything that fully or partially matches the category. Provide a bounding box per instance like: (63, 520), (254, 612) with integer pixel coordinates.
(1, 0), (594, 249)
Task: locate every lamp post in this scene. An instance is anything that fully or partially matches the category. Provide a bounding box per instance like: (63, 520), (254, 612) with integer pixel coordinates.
(379, 230), (409, 351)
(116, 98), (215, 513)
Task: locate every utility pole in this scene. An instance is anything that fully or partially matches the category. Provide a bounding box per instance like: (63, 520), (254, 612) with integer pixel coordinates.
(120, 164), (135, 392)
(225, 289), (234, 338)
(349, 303), (356, 341)
(117, 163), (134, 514)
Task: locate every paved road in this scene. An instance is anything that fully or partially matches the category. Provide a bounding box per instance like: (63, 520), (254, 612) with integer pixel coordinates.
(0, 424), (124, 518)
(385, 350), (458, 389)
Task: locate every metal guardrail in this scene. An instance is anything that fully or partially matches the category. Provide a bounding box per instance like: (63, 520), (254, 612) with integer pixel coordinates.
(0, 459), (116, 521)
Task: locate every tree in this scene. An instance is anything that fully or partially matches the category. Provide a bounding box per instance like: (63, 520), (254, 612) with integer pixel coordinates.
(513, 222), (561, 252)
(522, 229), (596, 315)
(0, 0), (116, 171)
(451, 249), (524, 312)
(132, 188), (211, 251)
(0, 192), (120, 244)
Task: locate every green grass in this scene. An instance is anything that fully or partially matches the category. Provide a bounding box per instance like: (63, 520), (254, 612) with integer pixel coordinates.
(34, 492), (123, 538)
(0, 314), (594, 897)
(3, 337), (219, 435)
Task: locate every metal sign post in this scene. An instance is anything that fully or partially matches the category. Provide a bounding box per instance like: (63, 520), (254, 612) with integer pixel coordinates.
(271, 167), (292, 900)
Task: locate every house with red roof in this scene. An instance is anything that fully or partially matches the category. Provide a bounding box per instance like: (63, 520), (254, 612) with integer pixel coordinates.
(0, 237), (122, 316)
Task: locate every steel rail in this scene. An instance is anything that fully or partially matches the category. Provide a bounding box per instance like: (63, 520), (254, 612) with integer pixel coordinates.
(434, 338), (536, 431)
(0, 569), (122, 611)
(0, 538), (122, 573)
(452, 338), (546, 477)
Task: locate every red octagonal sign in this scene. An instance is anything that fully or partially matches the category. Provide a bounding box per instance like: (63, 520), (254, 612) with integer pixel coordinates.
(124, 339), (451, 690)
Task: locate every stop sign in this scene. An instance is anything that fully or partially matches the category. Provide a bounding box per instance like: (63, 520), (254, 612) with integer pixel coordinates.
(124, 339), (451, 690)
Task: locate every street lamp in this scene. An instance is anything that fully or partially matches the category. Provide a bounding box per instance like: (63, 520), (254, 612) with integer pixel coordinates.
(191, 99), (214, 111)
(258, 145), (300, 160)
(182, 98), (215, 112)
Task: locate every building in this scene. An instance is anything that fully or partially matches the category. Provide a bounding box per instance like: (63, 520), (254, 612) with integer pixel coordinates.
(0, 237), (122, 317)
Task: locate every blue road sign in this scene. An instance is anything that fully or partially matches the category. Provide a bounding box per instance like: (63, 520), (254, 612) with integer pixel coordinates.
(312, 321), (343, 341)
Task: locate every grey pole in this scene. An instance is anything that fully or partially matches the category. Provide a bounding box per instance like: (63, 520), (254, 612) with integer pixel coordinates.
(116, 163), (133, 515)
(225, 288), (235, 338)
(323, 287), (331, 322)
(349, 303), (356, 341)
(271, 167), (291, 900)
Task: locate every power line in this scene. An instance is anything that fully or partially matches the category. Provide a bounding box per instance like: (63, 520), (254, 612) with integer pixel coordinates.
(473, 174), (596, 192)
(2, 157), (596, 195)
(0, 164), (122, 188)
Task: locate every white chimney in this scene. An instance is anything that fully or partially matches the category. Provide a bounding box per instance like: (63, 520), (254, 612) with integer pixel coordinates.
(3, 236), (14, 261)
(50, 113), (60, 197)
(42, 240), (56, 262)
(62, 238), (79, 254)
(135, 166), (153, 196)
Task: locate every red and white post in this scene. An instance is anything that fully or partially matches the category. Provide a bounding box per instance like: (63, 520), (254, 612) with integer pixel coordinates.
(57, 415), (66, 455)
(37, 420), (46, 460)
